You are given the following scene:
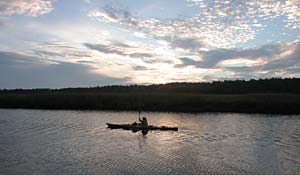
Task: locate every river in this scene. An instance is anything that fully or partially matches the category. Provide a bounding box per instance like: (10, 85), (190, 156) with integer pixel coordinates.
(0, 109), (299, 175)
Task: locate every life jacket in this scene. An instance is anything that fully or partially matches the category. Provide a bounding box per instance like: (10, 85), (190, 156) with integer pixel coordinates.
(142, 118), (148, 126)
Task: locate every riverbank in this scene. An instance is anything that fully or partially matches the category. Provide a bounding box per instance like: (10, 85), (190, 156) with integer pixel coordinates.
(1, 79), (300, 114)
(1, 93), (300, 114)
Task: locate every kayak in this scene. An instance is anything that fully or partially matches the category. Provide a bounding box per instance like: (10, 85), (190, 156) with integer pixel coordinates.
(106, 123), (178, 131)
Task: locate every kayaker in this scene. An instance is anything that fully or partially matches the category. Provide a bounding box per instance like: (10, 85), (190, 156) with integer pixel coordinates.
(139, 116), (148, 126)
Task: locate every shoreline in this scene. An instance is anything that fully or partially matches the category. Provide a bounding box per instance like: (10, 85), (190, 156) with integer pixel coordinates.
(0, 107), (299, 115)
(1, 93), (300, 115)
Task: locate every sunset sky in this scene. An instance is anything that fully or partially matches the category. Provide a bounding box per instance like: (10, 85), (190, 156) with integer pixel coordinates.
(0, 0), (300, 88)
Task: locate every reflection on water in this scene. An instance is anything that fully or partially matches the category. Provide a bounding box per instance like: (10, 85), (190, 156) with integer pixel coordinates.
(129, 128), (149, 135)
(0, 109), (299, 175)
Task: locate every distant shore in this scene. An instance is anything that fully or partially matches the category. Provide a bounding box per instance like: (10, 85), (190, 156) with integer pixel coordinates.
(1, 78), (300, 114)
(1, 93), (300, 114)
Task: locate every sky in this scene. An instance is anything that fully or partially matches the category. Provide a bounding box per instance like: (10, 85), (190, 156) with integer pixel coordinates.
(0, 0), (299, 89)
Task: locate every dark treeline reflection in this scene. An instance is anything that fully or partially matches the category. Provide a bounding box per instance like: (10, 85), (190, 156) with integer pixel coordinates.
(1, 78), (300, 114)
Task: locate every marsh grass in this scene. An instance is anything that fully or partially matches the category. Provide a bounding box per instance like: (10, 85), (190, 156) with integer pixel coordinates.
(1, 78), (300, 114)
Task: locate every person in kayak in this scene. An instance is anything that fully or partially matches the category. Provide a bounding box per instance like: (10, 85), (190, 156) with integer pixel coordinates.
(139, 116), (148, 126)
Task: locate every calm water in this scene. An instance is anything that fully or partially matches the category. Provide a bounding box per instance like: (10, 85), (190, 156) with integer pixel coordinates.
(0, 109), (299, 175)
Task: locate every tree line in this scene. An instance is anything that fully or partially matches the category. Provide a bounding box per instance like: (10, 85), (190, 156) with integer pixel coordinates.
(1, 78), (300, 94)
(0, 78), (300, 114)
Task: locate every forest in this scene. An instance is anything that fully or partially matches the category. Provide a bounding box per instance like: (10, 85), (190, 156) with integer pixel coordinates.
(1, 78), (300, 114)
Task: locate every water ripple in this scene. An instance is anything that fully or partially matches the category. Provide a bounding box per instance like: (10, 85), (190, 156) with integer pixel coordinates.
(0, 109), (299, 175)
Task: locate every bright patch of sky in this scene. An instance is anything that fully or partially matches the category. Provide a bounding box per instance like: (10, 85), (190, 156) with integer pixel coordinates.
(0, 0), (299, 88)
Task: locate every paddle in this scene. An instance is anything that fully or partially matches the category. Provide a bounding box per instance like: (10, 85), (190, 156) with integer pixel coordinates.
(138, 109), (141, 122)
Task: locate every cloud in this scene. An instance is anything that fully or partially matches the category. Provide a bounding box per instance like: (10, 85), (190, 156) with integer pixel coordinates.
(88, 4), (255, 48)
(164, 36), (204, 51)
(84, 43), (125, 55)
(88, 6), (136, 26)
(26, 41), (93, 63)
(175, 57), (203, 68)
(218, 58), (266, 67)
(262, 42), (300, 71)
(0, 0), (54, 16)
(198, 44), (284, 68)
(0, 51), (51, 65)
(1, 1), (299, 86)
(189, 0), (300, 29)
(129, 53), (153, 58)
(176, 43), (286, 68)
(175, 41), (300, 78)
(141, 58), (174, 64)
(83, 42), (153, 58)
(89, 1), (300, 48)
(33, 49), (91, 58)
(0, 51), (130, 88)
(132, 65), (153, 71)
